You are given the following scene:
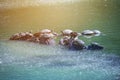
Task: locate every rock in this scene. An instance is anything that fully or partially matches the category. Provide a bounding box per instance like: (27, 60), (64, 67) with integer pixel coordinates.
(87, 42), (104, 50)
(61, 29), (73, 36)
(93, 30), (101, 34)
(70, 39), (86, 50)
(41, 29), (52, 33)
(82, 30), (94, 35)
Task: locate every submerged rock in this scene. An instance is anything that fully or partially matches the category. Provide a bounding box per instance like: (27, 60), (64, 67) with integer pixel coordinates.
(82, 30), (101, 37)
(93, 30), (101, 34)
(82, 30), (94, 35)
(87, 42), (104, 50)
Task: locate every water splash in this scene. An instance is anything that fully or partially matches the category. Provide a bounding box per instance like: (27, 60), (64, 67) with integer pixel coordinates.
(0, 40), (120, 80)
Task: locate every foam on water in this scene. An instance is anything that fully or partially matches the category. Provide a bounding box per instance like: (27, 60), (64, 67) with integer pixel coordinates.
(0, 40), (120, 80)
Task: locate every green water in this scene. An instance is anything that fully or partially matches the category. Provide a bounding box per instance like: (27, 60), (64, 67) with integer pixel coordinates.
(0, 41), (120, 80)
(0, 0), (120, 80)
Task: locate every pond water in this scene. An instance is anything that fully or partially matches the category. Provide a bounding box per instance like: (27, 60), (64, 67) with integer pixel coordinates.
(0, 40), (120, 80)
(0, 0), (120, 80)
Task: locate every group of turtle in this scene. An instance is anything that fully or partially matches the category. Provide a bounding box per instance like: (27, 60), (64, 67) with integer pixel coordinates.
(9, 29), (104, 50)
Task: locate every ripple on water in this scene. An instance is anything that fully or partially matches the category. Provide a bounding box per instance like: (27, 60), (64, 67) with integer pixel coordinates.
(0, 40), (120, 80)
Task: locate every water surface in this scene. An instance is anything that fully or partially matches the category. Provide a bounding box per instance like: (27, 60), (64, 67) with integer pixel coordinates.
(0, 40), (120, 80)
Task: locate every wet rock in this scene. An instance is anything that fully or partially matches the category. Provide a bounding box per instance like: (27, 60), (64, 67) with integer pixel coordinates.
(87, 42), (104, 50)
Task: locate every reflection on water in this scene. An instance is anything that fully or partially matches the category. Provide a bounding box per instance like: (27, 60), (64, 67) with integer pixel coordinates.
(0, 40), (120, 80)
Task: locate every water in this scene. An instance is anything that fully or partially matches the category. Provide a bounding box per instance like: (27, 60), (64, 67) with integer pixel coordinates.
(0, 0), (120, 80)
(0, 40), (120, 80)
